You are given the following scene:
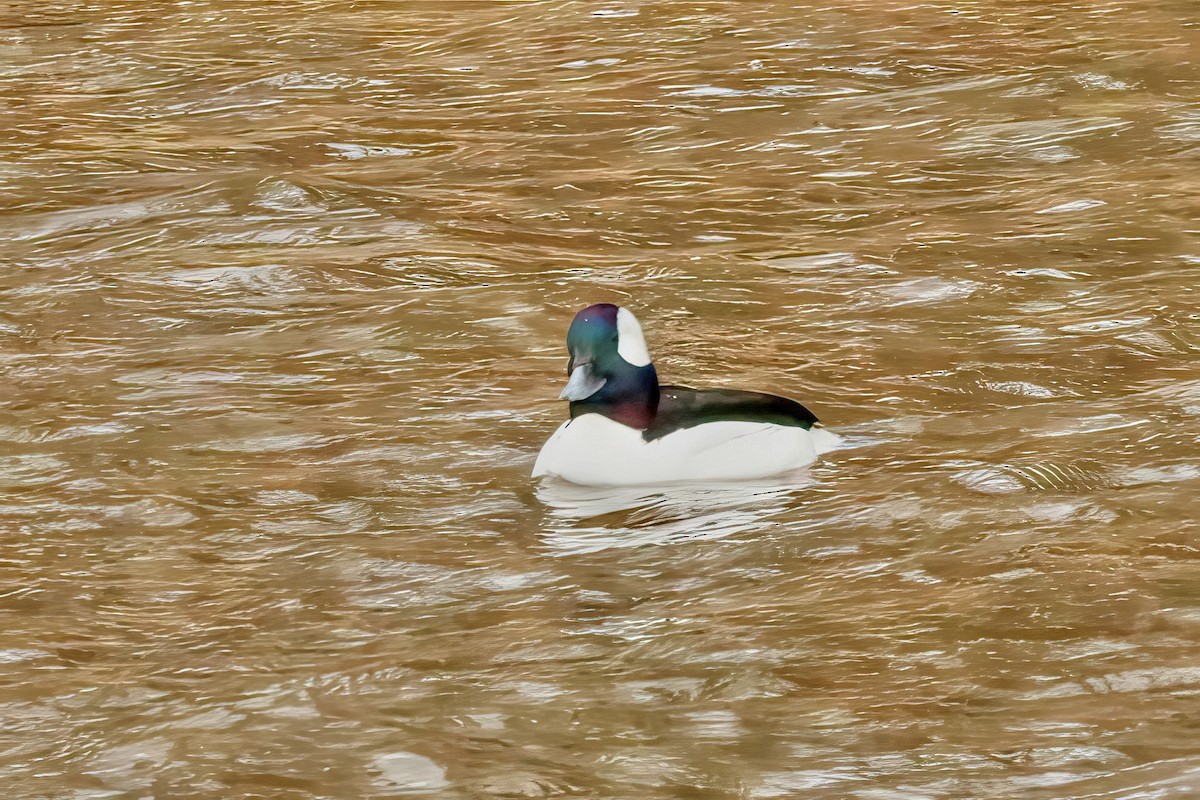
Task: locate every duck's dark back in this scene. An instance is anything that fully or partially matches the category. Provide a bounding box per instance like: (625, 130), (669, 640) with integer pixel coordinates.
(644, 386), (819, 441)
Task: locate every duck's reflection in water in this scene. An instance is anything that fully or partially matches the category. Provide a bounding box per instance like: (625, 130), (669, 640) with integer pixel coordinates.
(535, 472), (819, 554)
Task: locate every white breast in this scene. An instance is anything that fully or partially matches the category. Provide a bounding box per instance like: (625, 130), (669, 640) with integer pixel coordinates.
(532, 413), (841, 486)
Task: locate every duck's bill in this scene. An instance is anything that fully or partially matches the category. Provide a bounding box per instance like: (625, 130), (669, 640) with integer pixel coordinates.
(560, 364), (606, 400)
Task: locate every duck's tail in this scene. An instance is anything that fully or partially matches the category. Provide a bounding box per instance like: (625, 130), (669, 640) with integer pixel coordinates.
(808, 424), (843, 455)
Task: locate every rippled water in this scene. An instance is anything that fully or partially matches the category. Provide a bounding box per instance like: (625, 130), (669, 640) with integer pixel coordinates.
(2, 1), (1199, 797)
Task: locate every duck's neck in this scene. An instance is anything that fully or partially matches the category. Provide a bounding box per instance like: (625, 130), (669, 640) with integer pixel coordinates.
(570, 363), (659, 429)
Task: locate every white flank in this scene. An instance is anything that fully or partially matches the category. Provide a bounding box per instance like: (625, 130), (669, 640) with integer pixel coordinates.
(615, 307), (652, 366)
(533, 415), (841, 486)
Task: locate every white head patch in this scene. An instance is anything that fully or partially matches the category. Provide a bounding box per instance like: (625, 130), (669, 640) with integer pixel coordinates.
(616, 307), (652, 366)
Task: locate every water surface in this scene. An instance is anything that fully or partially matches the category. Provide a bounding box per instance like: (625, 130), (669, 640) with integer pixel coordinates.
(2, 1), (1199, 797)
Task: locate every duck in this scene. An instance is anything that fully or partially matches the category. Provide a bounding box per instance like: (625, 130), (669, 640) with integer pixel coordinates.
(532, 303), (840, 486)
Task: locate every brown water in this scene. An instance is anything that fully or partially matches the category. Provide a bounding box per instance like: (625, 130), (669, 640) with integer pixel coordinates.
(2, 1), (1199, 797)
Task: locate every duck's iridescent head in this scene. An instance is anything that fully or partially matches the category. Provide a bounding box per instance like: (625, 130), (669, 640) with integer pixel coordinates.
(560, 304), (652, 401)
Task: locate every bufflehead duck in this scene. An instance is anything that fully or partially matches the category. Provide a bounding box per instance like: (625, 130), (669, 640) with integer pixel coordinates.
(533, 304), (840, 486)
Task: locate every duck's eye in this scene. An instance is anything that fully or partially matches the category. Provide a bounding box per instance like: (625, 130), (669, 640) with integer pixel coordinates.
(611, 335), (619, 343)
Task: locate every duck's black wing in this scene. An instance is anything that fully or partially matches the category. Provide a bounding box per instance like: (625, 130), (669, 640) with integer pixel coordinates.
(644, 385), (819, 442)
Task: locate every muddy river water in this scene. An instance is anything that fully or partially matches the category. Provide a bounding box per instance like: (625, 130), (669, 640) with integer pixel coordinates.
(2, 1), (1199, 797)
